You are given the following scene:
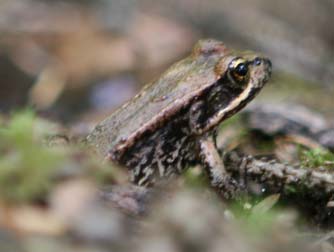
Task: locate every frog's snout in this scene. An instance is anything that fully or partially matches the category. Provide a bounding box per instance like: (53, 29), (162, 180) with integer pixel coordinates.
(263, 58), (272, 82)
(252, 57), (272, 74)
(252, 57), (272, 83)
(264, 58), (272, 76)
(265, 58), (272, 68)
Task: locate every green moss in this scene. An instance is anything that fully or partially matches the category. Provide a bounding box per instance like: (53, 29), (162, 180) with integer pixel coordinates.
(230, 194), (285, 236)
(183, 166), (208, 188)
(300, 148), (334, 168)
(284, 185), (298, 194)
(0, 110), (66, 203)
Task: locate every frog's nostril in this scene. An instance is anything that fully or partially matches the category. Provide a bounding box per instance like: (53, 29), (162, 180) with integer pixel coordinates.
(253, 57), (262, 66)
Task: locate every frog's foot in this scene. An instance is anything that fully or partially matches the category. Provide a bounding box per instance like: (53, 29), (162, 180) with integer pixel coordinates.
(198, 134), (244, 200)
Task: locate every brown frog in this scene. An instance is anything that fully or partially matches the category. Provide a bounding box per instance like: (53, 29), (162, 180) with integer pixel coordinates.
(87, 39), (272, 198)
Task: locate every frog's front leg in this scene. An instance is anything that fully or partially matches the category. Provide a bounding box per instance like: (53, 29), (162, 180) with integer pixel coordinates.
(198, 133), (241, 199)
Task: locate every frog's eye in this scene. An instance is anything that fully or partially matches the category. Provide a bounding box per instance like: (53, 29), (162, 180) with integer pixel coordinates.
(228, 58), (250, 84)
(234, 63), (248, 76)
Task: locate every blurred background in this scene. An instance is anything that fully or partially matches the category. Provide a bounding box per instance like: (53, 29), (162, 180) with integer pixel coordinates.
(0, 0), (333, 125)
(1, 2), (334, 251)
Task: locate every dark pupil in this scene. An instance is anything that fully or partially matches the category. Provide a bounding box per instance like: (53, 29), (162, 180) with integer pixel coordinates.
(235, 63), (248, 76)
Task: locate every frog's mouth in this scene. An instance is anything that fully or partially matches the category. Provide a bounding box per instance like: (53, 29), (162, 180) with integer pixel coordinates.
(194, 82), (258, 133)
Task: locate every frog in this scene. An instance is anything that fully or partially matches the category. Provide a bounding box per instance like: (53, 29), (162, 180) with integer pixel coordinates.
(87, 39), (272, 199)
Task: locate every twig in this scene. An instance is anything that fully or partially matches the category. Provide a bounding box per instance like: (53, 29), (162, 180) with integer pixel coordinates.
(225, 152), (334, 194)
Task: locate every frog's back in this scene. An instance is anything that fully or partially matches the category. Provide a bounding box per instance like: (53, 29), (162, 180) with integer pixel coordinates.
(87, 40), (229, 159)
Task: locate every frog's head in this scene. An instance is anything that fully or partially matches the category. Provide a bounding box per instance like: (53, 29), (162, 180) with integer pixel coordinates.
(215, 52), (272, 91)
(197, 48), (272, 133)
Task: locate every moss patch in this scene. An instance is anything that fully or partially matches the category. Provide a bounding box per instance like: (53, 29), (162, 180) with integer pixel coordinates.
(300, 148), (334, 168)
(0, 110), (66, 203)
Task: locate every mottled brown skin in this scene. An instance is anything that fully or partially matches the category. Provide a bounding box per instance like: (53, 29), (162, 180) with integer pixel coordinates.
(87, 39), (272, 198)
